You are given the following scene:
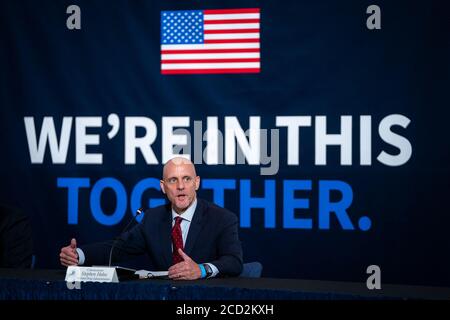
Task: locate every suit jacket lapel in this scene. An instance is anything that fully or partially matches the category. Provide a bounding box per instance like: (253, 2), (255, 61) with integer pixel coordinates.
(158, 205), (173, 267)
(184, 199), (205, 256)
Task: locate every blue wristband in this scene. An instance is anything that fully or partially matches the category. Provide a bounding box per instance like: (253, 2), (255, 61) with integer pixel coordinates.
(198, 264), (206, 278)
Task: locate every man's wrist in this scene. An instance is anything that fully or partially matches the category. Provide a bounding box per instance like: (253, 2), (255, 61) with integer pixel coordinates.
(202, 263), (213, 278)
(198, 264), (206, 278)
(76, 248), (85, 265)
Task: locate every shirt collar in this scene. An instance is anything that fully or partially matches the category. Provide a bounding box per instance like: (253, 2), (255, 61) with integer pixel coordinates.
(171, 198), (197, 223)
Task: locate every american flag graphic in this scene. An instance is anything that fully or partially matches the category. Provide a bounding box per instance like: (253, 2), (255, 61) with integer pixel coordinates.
(160, 8), (260, 74)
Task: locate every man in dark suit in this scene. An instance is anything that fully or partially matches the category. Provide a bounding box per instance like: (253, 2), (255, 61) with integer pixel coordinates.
(59, 157), (243, 279)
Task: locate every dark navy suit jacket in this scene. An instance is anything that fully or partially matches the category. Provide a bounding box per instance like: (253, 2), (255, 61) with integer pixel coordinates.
(82, 198), (243, 276)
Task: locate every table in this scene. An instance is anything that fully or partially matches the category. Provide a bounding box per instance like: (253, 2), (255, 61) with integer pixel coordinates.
(0, 269), (449, 300)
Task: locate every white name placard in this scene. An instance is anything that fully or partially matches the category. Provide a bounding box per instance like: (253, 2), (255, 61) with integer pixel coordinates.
(65, 266), (119, 283)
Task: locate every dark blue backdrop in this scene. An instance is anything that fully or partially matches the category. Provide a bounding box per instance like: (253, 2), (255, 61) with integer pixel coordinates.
(1, 0), (449, 287)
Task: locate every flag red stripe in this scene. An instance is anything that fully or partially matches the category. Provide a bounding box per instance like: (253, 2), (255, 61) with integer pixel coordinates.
(161, 48), (259, 54)
(203, 8), (260, 14)
(162, 58), (260, 63)
(204, 19), (260, 24)
(204, 29), (259, 34)
(162, 68), (260, 74)
(204, 39), (260, 44)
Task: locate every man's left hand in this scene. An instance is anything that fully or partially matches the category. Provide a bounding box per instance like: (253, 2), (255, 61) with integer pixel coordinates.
(168, 249), (202, 280)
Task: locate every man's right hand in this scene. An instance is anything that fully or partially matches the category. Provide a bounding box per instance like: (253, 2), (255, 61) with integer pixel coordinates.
(60, 238), (79, 267)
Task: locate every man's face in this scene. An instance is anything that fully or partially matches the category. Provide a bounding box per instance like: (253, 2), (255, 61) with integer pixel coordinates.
(160, 161), (200, 214)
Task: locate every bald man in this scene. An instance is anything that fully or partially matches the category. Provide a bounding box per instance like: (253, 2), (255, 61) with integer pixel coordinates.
(59, 157), (243, 280)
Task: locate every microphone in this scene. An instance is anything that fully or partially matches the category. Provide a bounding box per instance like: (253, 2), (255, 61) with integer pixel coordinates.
(108, 207), (145, 267)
